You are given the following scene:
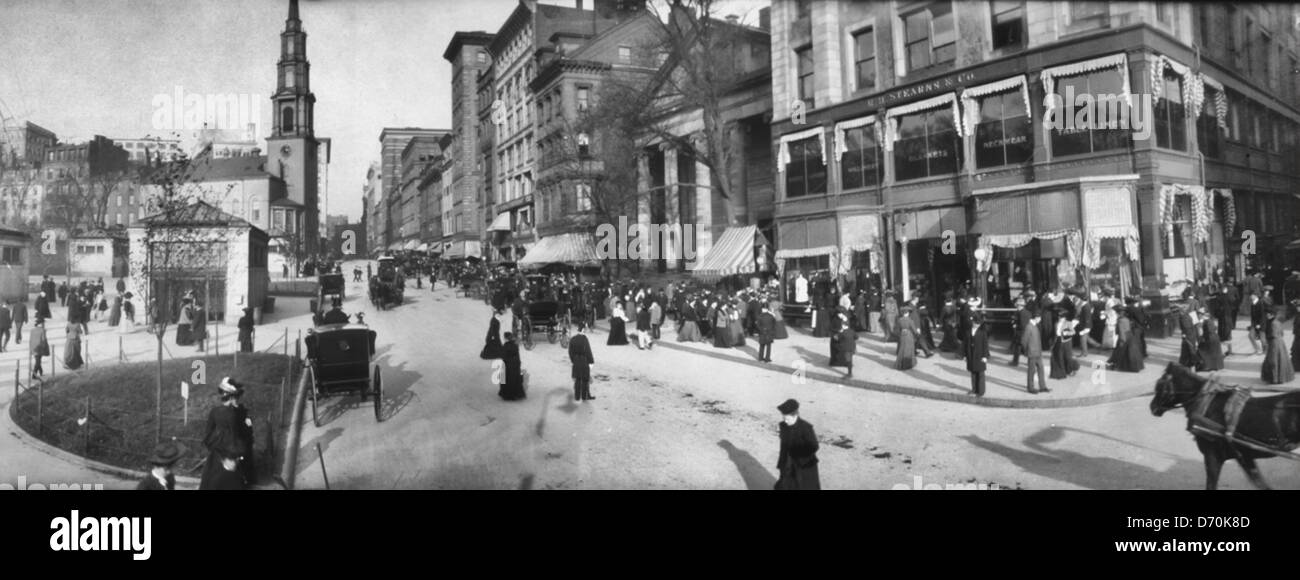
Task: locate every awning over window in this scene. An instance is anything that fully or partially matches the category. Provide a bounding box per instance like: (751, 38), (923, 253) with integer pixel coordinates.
(517, 232), (600, 268)
(387, 242), (403, 251)
(691, 226), (770, 281)
(487, 212), (513, 232)
(403, 240), (419, 251)
(444, 240), (483, 259)
(416, 243), (430, 252)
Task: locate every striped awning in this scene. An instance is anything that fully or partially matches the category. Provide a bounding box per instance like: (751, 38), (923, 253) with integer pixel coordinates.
(487, 212), (512, 232)
(518, 232), (601, 268)
(691, 225), (770, 281)
(403, 240), (419, 251)
(416, 243), (430, 252)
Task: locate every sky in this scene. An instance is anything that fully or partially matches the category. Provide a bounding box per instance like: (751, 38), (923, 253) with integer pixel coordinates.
(0, 0), (769, 221)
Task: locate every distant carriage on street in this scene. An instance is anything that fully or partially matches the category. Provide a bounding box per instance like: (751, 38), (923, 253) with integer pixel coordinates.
(369, 256), (404, 309)
(516, 299), (570, 350)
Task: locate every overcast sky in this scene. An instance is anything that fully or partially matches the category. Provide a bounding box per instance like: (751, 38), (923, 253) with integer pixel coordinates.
(0, 0), (769, 221)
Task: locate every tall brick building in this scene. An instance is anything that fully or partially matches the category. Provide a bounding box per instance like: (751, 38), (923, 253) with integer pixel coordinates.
(443, 31), (495, 261)
(768, 1), (1300, 336)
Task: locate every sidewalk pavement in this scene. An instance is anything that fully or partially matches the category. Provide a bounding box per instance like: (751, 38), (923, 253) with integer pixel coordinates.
(587, 314), (1297, 408)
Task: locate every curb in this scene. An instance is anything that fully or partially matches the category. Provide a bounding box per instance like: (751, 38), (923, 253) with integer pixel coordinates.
(589, 323), (1151, 409)
(280, 363), (309, 490)
(4, 403), (202, 489)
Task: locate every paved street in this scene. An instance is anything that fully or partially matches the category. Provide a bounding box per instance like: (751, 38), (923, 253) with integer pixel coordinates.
(289, 260), (1300, 490)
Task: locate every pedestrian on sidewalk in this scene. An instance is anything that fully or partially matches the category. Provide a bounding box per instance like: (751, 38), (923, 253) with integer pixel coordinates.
(568, 322), (595, 401)
(1009, 297), (1028, 367)
(1291, 299), (1300, 370)
(650, 298), (663, 341)
(1107, 305), (1144, 373)
(1175, 303), (1201, 368)
(238, 307), (255, 352)
(57, 282), (68, 307)
(137, 440), (185, 490)
(895, 305), (920, 371)
(11, 299), (27, 345)
(35, 291), (51, 324)
(1073, 291), (1094, 358)
(498, 332), (525, 401)
(192, 300), (208, 353)
(1247, 292), (1265, 355)
(830, 312), (857, 378)
(712, 302), (733, 349)
(0, 299), (10, 352)
(1197, 305), (1224, 372)
(636, 298), (653, 350)
(729, 300), (746, 348)
(757, 304), (776, 363)
(62, 322), (84, 370)
(677, 297), (702, 342)
(1022, 310), (1048, 394)
(967, 312), (990, 397)
(1262, 306), (1295, 385)
(774, 399), (820, 490)
(1049, 308), (1080, 379)
(30, 319), (49, 377)
(881, 289), (899, 343)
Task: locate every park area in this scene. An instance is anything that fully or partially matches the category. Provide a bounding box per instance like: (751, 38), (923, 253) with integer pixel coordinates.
(9, 352), (297, 484)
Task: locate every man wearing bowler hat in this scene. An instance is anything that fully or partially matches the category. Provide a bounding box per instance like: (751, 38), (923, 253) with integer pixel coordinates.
(137, 440), (186, 490)
(775, 399), (820, 490)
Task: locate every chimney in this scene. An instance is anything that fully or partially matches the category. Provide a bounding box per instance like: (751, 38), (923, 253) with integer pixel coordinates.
(759, 7), (770, 31)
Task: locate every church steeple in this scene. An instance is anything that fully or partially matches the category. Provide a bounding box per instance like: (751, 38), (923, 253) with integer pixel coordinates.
(272, 0), (314, 138)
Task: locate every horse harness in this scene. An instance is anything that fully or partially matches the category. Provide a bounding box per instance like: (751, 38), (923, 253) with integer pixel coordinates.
(1186, 374), (1251, 441)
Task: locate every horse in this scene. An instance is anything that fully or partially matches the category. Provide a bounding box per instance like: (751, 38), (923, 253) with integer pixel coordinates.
(1151, 362), (1300, 489)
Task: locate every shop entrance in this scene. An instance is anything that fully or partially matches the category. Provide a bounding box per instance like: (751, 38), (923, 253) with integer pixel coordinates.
(904, 239), (971, 311)
(986, 238), (1075, 307)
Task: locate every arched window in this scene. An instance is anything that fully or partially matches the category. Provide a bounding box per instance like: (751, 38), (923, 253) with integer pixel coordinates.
(232, 197), (242, 217)
(282, 107), (295, 133)
(248, 196), (261, 223)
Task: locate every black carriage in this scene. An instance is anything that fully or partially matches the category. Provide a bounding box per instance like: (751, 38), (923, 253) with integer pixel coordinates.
(370, 256), (404, 309)
(516, 299), (570, 350)
(304, 325), (383, 426)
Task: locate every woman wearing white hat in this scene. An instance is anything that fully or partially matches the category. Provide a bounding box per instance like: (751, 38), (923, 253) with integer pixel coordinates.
(199, 378), (253, 490)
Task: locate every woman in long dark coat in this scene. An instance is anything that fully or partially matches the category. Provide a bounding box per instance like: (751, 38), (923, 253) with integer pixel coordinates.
(498, 333), (525, 401)
(63, 322), (84, 370)
(607, 303), (629, 346)
(677, 299), (702, 342)
(712, 303), (733, 348)
(480, 310), (504, 359)
(775, 399), (820, 490)
(829, 313), (856, 370)
(1197, 307), (1225, 372)
(1262, 307), (1295, 384)
(35, 291), (51, 323)
(1049, 310), (1079, 379)
(769, 297), (789, 339)
(729, 302), (746, 347)
(200, 380), (251, 490)
(895, 306), (919, 370)
(1108, 307), (1145, 372)
(938, 297), (960, 352)
(854, 290), (868, 332)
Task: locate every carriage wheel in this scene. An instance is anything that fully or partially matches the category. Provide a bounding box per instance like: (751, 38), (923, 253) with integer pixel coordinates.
(372, 366), (383, 422)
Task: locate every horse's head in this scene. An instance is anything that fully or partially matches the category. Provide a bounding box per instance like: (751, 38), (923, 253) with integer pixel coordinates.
(1150, 362), (1203, 417)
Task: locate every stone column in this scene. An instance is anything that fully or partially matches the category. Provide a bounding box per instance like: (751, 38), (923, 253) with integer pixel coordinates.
(664, 146), (680, 270)
(636, 152), (651, 265)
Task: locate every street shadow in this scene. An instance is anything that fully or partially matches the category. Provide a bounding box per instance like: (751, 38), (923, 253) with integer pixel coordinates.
(519, 473), (535, 490)
(536, 387), (577, 439)
(295, 426), (344, 476)
(718, 439), (777, 490)
(900, 366), (970, 393)
(959, 425), (1209, 489)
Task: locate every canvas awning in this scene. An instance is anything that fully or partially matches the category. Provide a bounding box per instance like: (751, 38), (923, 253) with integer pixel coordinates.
(387, 241), (403, 251)
(444, 240), (483, 259)
(403, 240), (419, 251)
(518, 232), (600, 268)
(487, 212), (513, 232)
(691, 226), (770, 281)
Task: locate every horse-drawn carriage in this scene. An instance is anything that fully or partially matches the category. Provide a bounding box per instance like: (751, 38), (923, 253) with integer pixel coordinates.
(516, 299), (570, 350)
(369, 256), (404, 309)
(304, 324), (382, 427)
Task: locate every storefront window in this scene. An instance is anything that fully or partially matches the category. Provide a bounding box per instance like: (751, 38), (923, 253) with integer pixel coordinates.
(975, 90), (1032, 168)
(894, 107), (960, 181)
(840, 125), (880, 190)
(1161, 196), (1195, 259)
(1154, 72), (1187, 151)
(1050, 69), (1129, 157)
(785, 136), (827, 198)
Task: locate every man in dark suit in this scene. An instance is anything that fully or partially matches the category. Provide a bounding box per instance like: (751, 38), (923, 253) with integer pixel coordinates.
(1009, 297), (1029, 367)
(568, 322), (595, 401)
(835, 313), (858, 377)
(1073, 293), (1094, 357)
(775, 399), (820, 490)
(10, 299), (26, 345)
(756, 304), (776, 363)
(1021, 309), (1048, 394)
(0, 300), (10, 353)
(1177, 304), (1200, 367)
(746, 293), (762, 336)
(137, 440), (186, 490)
(966, 313), (991, 397)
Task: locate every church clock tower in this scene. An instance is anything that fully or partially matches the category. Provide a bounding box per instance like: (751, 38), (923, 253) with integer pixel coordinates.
(266, 0), (320, 255)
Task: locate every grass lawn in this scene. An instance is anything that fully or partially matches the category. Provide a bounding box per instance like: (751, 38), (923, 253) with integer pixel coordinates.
(10, 351), (297, 482)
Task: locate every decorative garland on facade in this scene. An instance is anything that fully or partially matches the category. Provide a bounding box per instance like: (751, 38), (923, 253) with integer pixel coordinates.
(1200, 74), (1229, 133)
(832, 115), (879, 160)
(776, 126), (826, 173)
(1158, 183), (1213, 244)
(1212, 188), (1235, 235)
(838, 240), (883, 275)
(975, 229), (1082, 272)
(1150, 54), (1199, 115)
(1083, 224), (1141, 269)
